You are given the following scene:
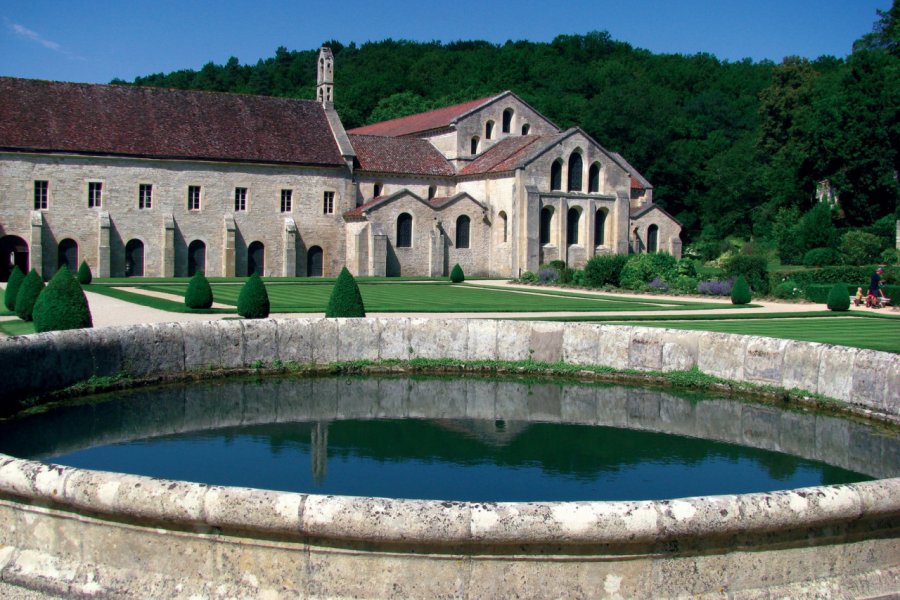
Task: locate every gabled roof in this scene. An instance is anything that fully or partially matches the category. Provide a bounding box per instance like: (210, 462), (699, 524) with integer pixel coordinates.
(343, 190), (485, 219)
(348, 134), (455, 176)
(611, 152), (653, 190)
(0, 77), (346, 166)
(347, 94), (501, 137)
(459, 135), (547, 176)
(630, 203), (680, 225)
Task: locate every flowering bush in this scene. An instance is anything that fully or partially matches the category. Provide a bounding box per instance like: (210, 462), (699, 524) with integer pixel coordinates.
(538, 268), (560, 284)
(698, 276), (736, 296)
(648, 277), (669, 291)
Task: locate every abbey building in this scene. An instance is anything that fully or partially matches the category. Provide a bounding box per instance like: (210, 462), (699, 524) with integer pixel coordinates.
(0, 47), (681, 282)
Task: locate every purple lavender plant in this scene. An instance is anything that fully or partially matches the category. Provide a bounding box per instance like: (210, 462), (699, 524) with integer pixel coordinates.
(648, 277), (669, 291)
(698, 276), (736, 296)
(538, 268), (560, 284)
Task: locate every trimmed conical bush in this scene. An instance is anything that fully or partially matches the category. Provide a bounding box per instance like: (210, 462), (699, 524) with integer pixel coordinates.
(77, 260), (93, 285)
(184, 271), (214, 309)
(33, 266), (93, 332)
(730, 275), (752, 305)
(826, 282), (851, 311)
(237, 272), (270, 319)
(450, 263), (465, 283)
(326, 267), (366, 318)
(4, 265), (25, 311)
(15, 269), (45, 321)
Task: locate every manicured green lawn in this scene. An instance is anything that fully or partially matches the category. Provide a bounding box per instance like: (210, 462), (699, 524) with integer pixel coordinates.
(133, 282), (738, 313)
(0, 319), (35, 337)
(602, 316), (900, 354)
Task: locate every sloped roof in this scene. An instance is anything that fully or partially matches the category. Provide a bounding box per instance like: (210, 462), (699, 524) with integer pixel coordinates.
(344, 190), (485, 219)
(347, 95), (499, 137)
(630, 203), (681, 225)
(459, 135), (549, 176)
(349, 134), (455, 176)
(611, 152), (653, 190)
(0, 77), (345, 166)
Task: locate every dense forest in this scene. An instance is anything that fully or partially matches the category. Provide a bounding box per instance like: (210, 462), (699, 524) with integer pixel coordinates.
(114, 4), (899, 261)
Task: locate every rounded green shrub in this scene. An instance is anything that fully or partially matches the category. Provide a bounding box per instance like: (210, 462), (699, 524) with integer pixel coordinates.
(15, 269), (45, 321)
(77, 260), (93, 285)
(619, 253), (677, 290)
(33, 266), (93, 332)
(237, 273), (270, 319)
(826, 282), (851, 311)
(773, 280), (802, 300)
(584, 254), (628, 288)
(802, 247), (841, 267)
(4, 265), (25, 311)
(450, 263), (465, 283)
(519, 271), (537, 283)
(326, 267), (366, 318)
(184, 272), (214, 309)
(730, 275), (752, 305)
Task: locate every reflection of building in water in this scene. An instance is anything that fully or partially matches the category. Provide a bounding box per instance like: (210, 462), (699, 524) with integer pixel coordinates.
(432, 419), (530, 447)
(311, 421), (328, 484)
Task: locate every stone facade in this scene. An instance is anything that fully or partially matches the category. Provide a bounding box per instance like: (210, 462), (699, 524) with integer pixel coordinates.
(0, 47), (682, 281)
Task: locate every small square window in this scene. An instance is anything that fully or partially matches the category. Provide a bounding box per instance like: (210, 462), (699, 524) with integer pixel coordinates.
(280, 189), (292, 213)
(34, 180), (48, 210)
(88, 182), (102, 208)
(139, 184), (153, 209)
(234, 187), (247, 212)
(188, 185), (201, 211)
(323, 191), (334, 214)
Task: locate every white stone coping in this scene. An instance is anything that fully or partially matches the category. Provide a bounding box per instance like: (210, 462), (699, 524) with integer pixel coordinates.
(0, 318), (897, 552)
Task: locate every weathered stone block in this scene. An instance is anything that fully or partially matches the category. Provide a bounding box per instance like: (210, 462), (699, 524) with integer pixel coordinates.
(337, 318), (380, 361)
(87, 325), (125, 377)
(697, 332), (745, 381)
(240, 318), (279, 366)
(817, 345), (856, 402)
(495, 319), (531, 361)
(407, 317), (467, 360)
(561, 322), (600, 366)
(183, 320), (243, 371)
(466, 318), (498, 361)
(0, 334), (57, 401)
(529, 322), (564, 363)
(275, 318), (315, 364)
(743, 337), (788, 385)
(782, 340), (823, 394)
(120, 322), (184, 377)
(313, 318), (339, 363)
(660, 329), (698, 372)
(629, 329), (664, 371)
(849, 349), (896, 416)
(377, 317), (410, 360)
(597, 325), (631, 369)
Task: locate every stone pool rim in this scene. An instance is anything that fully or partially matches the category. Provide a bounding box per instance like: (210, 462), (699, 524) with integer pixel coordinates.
(0, 318), (898, 598)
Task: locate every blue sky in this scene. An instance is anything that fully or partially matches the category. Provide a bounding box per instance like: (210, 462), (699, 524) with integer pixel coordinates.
(0, 0), (891, 84)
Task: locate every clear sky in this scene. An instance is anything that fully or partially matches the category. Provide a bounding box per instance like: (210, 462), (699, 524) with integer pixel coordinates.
(0, 0), (891, 84)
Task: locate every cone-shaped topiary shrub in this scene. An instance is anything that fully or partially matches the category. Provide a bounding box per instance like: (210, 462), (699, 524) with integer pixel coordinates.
(826, 282), (851, 311)
(237, 272), (270, 319)
(77, 260), (93, 285)
(730, 275), (752, 305)
(4, 265), (25, 311)
(15, 269), (45, 321)
(450, 263), (465, 283)
(33, 266), (93, 332)
(184, 271), (214, 309)
(326, 267), (366, 318)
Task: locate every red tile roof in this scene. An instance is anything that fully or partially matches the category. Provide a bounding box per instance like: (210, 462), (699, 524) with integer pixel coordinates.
(0, 77), (345, 166)
(631, 176), (644, 190)
(459, 135), (548, 176)
(347, 95), (498, 137)
(349, 134), (455, 176)
(344, 195), (386, 219)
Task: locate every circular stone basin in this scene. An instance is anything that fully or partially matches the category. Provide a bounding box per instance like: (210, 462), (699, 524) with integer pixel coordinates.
(2, 376), (895, 502)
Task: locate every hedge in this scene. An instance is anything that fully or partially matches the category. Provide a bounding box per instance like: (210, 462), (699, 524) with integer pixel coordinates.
(805, 283), (900, 303)
(32, 265), (93, 332)
(450, 264), (465, 283)
(326, 267), (366, 317)
(237, 272), (270, 319)
(722, 255), (768, 294)
(184, 272), (214, 309)
(584, 254), (628, 288)
(3, 265), (25, 311)
(826, 283), (851, 311)
(15, 269), (45, 321)
(770, 264), (900, 292)
(77, 260), (93, 285)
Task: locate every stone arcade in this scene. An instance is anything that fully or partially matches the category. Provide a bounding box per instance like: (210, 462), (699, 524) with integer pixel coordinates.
(0, 47), (681, 281)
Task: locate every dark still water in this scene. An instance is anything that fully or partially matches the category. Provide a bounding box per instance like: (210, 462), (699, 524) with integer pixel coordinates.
(0, 376), (894, 502)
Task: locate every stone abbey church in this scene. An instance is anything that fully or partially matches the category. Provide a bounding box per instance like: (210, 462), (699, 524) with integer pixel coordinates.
(0, 47), (681, 282)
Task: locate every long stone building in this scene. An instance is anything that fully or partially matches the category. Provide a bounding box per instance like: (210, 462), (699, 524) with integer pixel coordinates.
(0, 47), (681, 282)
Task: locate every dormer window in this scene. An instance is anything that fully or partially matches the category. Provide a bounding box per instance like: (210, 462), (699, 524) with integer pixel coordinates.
(502, 108), (513, 133)
(485, 121), (494, 140)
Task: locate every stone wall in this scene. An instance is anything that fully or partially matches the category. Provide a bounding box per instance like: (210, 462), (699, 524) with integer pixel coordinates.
(0, 320), (897, 598)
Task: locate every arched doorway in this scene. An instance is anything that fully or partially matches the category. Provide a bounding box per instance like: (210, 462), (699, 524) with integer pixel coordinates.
(248, 241), (265, 276)
(0, 235), (29, 282)
(307, 246), (323, 277)
(647, 225), (659, 253)
(58, 239), (78, 272)
(125, 239), (144, 277)
(188, 240), (206, 276)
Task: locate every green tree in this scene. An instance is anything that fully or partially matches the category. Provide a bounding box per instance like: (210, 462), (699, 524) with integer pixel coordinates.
(826, 282), (851, 311)
(326, 267), (366, 317)
(730, 275), (752, 305)
(840, 230), (885, 265)
(4, 265), (25, 311)
(15, 269), (45, 321)
(237, 273), (271, 319)
(450, 264), (465, 283)
(32, 266), (93, 332)
(184, 272), (214, 309)
(77, 260), (93, 285)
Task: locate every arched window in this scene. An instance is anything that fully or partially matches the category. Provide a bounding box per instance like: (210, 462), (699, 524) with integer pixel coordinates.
(502, 108), (513, 133)
(498, 210), (508, 243)
(485, 120), (494, 140)
(187, 240), (206, 276)
(568, 152), (583, 192)
(373, 183), (383, 198)
(397, 213), (413, 248)
(57, 238), (78, 272)
(0, 235), (29, 282)
(550, 160), (563, 191)
(647, 225), (659, 253)
(307, 246), (323, 277)
(567, 208), (580, 245)
(588, 163), (601, 193)
(456, 215), (470, 248)
(594, 209), (607, 246)
(427, 185), (436, 200)
(125, 239), (144, 277)
(539, 207), (553, 245)
(521, 124), (530, 135)
(248, 241), (265, 276)
(470, 136), (479, 155)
